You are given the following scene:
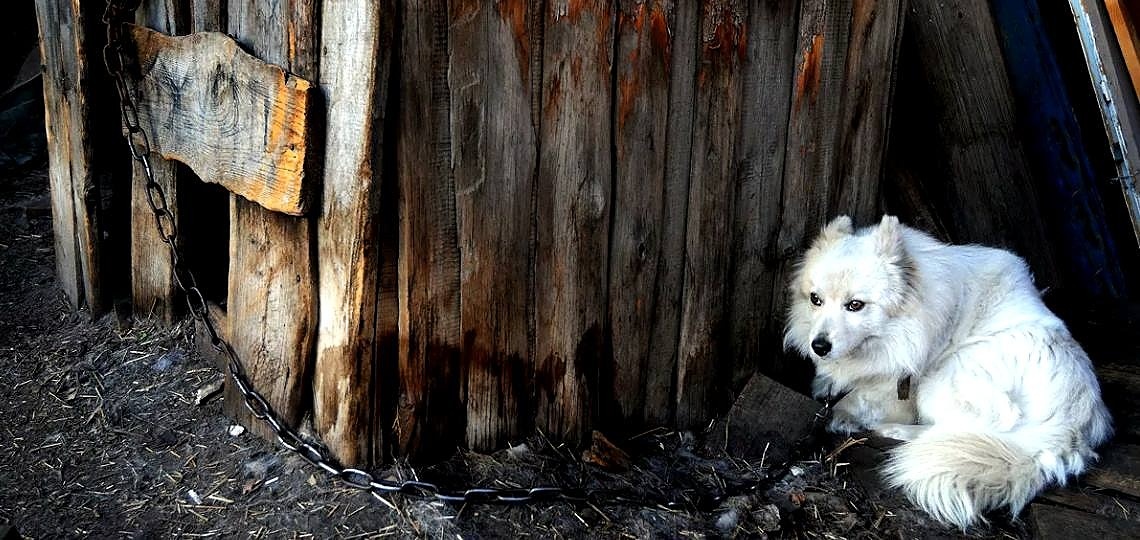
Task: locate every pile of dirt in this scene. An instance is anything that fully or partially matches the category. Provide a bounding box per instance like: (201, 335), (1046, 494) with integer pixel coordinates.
(1, 165), (1025, 538)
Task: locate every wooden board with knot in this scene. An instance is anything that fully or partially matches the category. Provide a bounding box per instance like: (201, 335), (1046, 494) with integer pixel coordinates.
(126, 24), (315, 216)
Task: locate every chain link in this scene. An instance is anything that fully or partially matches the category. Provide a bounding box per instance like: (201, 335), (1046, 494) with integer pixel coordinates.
(101, 0), (839, 511)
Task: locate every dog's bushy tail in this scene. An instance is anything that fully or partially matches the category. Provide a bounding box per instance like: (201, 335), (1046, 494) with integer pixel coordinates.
(881, 430), (1047, 530)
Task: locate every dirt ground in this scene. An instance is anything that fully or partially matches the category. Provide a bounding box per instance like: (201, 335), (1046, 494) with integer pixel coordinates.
(0, 163), (1031, 539)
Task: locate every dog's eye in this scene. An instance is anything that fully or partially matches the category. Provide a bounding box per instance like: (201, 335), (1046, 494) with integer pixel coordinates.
(809, 292), (822, 307)
(845, 300), (865, 312)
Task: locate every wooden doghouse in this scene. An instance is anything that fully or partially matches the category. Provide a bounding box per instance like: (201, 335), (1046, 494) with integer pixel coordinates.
(34, 0), (1140, 467)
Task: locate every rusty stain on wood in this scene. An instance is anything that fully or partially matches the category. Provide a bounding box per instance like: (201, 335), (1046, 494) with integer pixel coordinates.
(221, 0), (319, 447)
(127, 24), (315, 216)
(793, 33), (823, 111)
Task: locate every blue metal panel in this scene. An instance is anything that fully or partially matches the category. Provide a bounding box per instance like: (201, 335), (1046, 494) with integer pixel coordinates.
(991, 0), (1126, 300)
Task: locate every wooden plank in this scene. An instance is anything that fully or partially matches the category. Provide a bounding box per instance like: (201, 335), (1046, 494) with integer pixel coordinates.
(887, 1), (1059, 284)
(130, 3), (183, 324)
(1029, 502), (1140, 539)
(829, 0), (905, 220)
(33, 0), (105, 312)
(1086, 444), (1140, 498)
(190, 0), (226, 32)
(127, 25), (315, 216)
(726, 0), (799, 391)
(1107, 0), (1140, 103)
(607, 0), (679, 429)
(1039, 486), (1140, 522)
(644, 0), (699, 428)
(534, 0), (614, 443)
(450, 1), (538, 452)
(222, 0), (318, 443)
(394, 0), (464, 459)
(702, 373), (819, 466)
(674, 0), (746, 428)
(310, 0), (392, 467)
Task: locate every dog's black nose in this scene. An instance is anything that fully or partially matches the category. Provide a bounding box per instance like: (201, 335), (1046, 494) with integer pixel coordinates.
(811, 337), (832, 357)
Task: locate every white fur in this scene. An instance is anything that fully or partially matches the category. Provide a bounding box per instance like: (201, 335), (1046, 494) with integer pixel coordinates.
(783, 215), (1112, 530)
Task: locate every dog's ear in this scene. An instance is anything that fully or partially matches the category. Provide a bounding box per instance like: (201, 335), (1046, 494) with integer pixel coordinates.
(817, 215), (853, 245)
(874, 215), (904, 257)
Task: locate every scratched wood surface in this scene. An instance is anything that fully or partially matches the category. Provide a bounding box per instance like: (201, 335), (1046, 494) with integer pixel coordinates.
(310, 0), (393, 467)
(674, 0), (747, 429)
(222, 0), (318, 444)
(450, 1), (540, 452)
(127, 25), (315, 216)
(607, 0), (681, 430)
(33, 0), (106, 312)
(394, 0), (465, 459)
(129, 3), (183, 323)
(726, 0), (800, 393)
(534, 0), (614, 444)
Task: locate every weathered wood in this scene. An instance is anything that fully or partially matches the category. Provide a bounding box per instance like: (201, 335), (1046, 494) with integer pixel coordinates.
(191, 0), (226, 32)
(830, 0), (905, 220)
(534, 0), (614, 443)
(1106, 0), (1140, 103)
(702, 374), (819, 466)
(127, 25), (315, 216)
(311, 0), (392, 467)
(726, 0), (799, 391)
(607, 0), (679, 429)
(129, 3), (183, 324)
(1086, 444), (1140, 498)
(887, 1), (1059, 284)
(450, 1), (538, 452)
(644, 0), (699, 427)
(34, 0), (105, 312)
(1029, 502), (1140, 539)
(674, 0), (746, 428)
(222, 0), (318, 443)
(395, 0), (464, 459)
(1039, 486), (1140, 522)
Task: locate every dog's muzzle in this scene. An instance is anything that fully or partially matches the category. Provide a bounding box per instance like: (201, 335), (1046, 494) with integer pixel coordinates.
(811, 336), (832, 357)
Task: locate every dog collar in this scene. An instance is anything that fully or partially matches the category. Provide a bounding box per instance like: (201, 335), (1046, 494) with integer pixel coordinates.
(897, 375), (912, 400)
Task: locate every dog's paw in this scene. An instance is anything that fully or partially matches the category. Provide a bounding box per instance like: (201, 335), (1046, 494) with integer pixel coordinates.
(827, 410), (866, 434)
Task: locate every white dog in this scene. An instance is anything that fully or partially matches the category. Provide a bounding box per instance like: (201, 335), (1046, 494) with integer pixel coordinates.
(783, 215), (1112, 529)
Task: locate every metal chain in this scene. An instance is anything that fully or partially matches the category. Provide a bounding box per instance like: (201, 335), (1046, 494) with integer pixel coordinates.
(100, 0), (838, 511)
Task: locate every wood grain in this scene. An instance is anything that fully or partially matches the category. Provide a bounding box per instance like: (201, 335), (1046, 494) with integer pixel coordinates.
(311, 0), (392, 467)
(395, 0), (464, 459)
(726, 0), (799, 390)
(34, 0), (105, 312)
(450, 1), (539, 452)
(127, 25), (315, 216)
(223, 0), (318, 443)
(1106, 0), (1140, 103)
(534, 0), (614, 443)
(129, 3), (183, 323)
(889, 0), (1058, 284)
(607, 0), (678, 429)
(674, 0), (746, 428)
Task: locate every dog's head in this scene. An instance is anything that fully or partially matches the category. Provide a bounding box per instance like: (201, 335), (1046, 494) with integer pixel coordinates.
(784, 215), (916, 363)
